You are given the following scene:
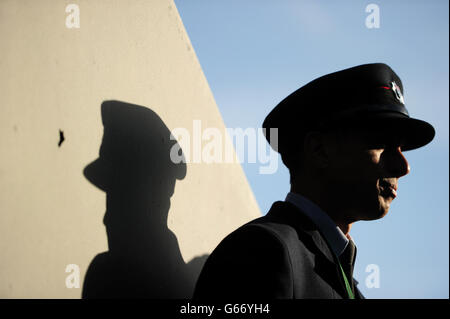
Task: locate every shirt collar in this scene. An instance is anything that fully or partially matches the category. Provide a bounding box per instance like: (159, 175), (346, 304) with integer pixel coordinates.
(285, 192), (350, 257)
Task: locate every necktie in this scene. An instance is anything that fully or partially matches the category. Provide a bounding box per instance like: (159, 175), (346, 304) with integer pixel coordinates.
(339, 239), (356, 294)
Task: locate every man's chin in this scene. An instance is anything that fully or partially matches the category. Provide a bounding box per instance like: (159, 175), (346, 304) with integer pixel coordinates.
(359, 203), (390, 221)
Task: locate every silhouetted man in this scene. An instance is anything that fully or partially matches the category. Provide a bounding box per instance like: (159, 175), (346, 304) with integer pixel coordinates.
(194, 63), (435, 299)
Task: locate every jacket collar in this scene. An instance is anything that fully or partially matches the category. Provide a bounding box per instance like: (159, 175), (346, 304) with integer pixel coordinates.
(265, 200), (337, 265)
(285, 192), (350, 257)
(265, 201), (364, 298)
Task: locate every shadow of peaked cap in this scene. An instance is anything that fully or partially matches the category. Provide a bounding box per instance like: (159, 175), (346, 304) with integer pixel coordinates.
(262, 63), (435, 156)
(84, 100), (187, 191)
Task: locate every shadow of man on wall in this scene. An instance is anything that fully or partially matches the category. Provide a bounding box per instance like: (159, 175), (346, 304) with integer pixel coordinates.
(82, 100), (207, 298)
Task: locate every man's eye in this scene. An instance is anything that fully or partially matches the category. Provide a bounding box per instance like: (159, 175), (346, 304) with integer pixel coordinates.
(368, 143), (386, 150)
(364, 138), (387, 149)
(367, 141), (403, 151)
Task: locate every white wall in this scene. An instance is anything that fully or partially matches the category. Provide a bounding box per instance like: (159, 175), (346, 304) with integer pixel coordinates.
(0, 0), (261, 298)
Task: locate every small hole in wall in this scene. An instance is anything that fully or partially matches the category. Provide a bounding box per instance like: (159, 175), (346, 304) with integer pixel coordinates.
(58, 130), (65, 147)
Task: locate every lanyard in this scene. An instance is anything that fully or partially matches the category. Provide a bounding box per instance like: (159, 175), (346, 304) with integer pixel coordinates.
(318, 230), (355, 299)
(338, 260), (355, 299)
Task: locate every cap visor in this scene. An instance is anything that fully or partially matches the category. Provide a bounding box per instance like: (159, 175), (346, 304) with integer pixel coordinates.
(341, 113), (435, 151)
(83, 158), (111, 191)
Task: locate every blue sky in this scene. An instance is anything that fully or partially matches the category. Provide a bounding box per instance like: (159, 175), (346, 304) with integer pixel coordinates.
(175, 0), (449, 298)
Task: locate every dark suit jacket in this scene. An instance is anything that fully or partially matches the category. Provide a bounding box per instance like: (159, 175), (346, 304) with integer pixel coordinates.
(194, 201), (364, 299)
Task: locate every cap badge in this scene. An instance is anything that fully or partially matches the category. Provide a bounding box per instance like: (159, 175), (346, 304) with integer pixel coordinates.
(391, 81), (405, 104)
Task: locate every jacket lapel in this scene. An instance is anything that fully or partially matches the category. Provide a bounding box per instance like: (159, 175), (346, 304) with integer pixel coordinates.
(266, 201), (336, 263)
(265, 201), (355, 299)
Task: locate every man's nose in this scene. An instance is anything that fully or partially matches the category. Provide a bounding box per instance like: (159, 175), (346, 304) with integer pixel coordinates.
(385, 146), (410, 177)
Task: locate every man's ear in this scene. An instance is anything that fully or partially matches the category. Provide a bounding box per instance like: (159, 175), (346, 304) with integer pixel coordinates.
(303, 131), (331, 169)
